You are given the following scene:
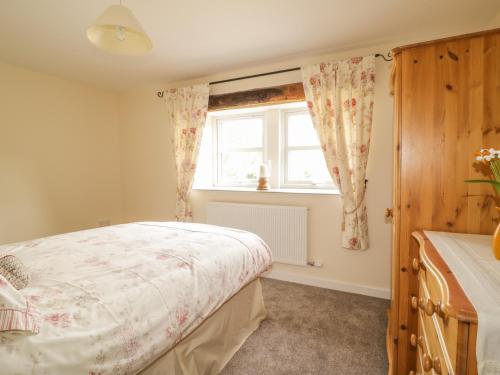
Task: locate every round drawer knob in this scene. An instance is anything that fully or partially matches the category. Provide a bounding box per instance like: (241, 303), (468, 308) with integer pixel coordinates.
(410, 333), (417, 347)
(434, 357), (442, 374)
(410, 295), (427, 313)
(423, 299), (446, 319)
(412, 258), (420, 272)
(410, 333), (423, 348)
(435, 303), (446, 320)
(423, 353), (433, 371)
(412, 257), (426, 272)
(423, 353), (442, 374)
(424, 299), (436, 316)
(411, 296), (419, 310)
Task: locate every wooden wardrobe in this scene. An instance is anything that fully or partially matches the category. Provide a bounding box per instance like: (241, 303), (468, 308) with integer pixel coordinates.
(388, 29), (500, 375)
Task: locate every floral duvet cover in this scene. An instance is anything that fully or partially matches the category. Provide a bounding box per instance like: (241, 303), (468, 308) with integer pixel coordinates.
(0, 222), (272, 374)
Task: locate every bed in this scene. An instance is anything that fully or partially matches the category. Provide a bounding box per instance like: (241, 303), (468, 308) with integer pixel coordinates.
(0, 222), (273, 374)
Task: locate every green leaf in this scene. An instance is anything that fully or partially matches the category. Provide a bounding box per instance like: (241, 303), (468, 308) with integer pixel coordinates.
(465, 179), (500, 195)
(465, 179), (500, 186)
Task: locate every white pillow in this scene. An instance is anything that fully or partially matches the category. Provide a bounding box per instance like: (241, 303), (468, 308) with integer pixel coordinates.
(0, 275), (39, 334)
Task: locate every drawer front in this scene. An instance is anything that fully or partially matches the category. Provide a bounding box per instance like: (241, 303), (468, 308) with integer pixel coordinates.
(418, 271), (458, 374)
(415, 237), (476, 374)
(418, 265), (460, 371)
(418, 284), (452, 375)
(417, 345), (424, 374)
(416, 343), (438, 375)
(411, 231), (477, 375)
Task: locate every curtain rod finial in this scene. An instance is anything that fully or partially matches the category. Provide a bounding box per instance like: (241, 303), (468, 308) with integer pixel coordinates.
(157, 91), (164, 98)
(375, 52), (393, 62)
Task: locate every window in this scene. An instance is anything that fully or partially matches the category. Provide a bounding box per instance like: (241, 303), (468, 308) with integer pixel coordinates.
(194, 102), (335, 192)
(216, 114), (264, 186)
(283, 110), (332, 188)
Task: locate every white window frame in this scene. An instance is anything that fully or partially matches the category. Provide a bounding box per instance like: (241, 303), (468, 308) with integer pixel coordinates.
(196, 102), (337, 193)
(281, 108), (334, 189)
(212, 112), (266, 187)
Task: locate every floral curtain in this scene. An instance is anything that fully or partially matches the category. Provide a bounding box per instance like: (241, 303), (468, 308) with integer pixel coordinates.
(301, 56), (375, 250)
(165, 84), (209, 222)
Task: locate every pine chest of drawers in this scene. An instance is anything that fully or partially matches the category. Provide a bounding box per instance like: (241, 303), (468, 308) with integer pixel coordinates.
(409, 231), (478, 375)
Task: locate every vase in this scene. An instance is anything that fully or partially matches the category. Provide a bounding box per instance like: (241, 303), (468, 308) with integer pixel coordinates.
(493, 207), (500, 260)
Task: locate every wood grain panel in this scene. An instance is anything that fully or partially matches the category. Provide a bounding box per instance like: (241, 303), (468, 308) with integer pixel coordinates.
(390, 30), (500, 375)
(397, 44), (436, 375)
(208, 82), (305, 111)
(467, 323), (478, 375)
(457, 321), (471, 375)
(392, 28), (500, 54)
(388, 51), (402, 375)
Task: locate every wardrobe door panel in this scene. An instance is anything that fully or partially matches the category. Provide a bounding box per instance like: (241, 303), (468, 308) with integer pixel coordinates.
(393, 30), (499, 375)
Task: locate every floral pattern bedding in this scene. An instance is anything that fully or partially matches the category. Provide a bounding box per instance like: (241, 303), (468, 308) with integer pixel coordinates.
(0, 222), (272, 374)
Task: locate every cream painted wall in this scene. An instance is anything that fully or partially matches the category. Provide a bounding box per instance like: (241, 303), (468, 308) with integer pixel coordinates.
(489, 11), (500, 28)
(1, 23), (494, 296)
(119, 89), (176, 223)
(0, 62), (123, 244)
(118, 43), (395, 297)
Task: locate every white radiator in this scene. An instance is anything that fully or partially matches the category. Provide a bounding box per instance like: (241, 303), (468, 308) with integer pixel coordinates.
(206, 202), (307, 266)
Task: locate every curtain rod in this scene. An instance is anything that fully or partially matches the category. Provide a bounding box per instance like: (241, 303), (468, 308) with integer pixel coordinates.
(157, 52), (392, 98)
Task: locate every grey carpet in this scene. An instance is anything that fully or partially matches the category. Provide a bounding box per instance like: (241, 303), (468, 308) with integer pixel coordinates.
(220, 278), (389, 375)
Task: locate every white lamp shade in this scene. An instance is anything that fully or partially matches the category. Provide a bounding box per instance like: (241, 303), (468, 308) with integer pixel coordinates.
(87, 4), (152, 54)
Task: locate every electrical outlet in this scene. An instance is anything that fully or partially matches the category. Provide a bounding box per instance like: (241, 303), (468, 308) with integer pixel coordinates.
(307, 260), (324, 268)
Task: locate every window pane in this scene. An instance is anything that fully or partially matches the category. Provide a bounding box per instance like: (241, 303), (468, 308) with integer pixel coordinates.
(220, 151), (262, 184)
(287, 149), (331, 183)
(287, 112), (319, 147)
(219, 117), (263, 149)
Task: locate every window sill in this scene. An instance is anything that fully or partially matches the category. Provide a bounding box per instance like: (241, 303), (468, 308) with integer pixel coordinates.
(192, 186), (339, 195)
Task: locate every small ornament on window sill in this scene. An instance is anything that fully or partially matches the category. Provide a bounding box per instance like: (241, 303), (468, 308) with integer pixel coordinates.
(257, 161), (271, 190)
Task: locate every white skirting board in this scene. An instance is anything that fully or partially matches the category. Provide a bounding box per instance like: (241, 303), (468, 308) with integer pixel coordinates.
(263, 269), (390, 300)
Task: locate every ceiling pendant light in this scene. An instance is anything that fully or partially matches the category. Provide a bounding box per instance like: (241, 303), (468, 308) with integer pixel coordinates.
(87, 1), (152, 55)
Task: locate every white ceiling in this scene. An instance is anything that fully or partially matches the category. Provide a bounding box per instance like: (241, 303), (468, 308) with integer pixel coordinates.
(0, 0), (498, 90)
